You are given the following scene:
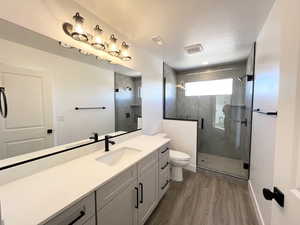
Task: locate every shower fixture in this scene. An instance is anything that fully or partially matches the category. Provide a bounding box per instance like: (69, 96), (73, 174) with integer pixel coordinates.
(237, 75), (254, 82)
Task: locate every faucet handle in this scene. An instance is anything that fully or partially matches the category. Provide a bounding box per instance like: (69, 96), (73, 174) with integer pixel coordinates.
(90, 132), (99, 142)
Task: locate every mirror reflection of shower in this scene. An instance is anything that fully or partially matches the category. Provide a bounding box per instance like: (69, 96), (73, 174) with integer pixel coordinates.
(115, 72), (142, 132)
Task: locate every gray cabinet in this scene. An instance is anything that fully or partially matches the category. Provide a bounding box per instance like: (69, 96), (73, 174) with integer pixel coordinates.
(96, 150), (160, 225)
(97, 182), (138, 225)
(44, 193), (96, 225)
(158, 144), (170, 201)
(137, 152), (158, 225)
(44, 145), (169, 225)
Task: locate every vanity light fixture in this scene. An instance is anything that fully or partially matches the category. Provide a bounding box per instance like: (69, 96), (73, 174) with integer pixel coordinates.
(108, 34), (120, 56)
(96, 56), (112, 64)
(71, 12), (88, 42)
(62, 12), (132, 61)
(58, 41), (74, 49)
(120, 42), (132, 61)
(78, 49), (91, 55)
(92, 25), (105, 50)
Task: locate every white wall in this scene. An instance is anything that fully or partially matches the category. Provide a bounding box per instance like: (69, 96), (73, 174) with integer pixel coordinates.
(0, 38), (115, 145)
(271, 0), (300, 224)
(249, 1), (280, 225)
(0, 0), (163, 135)
(162, 119), (197, 172)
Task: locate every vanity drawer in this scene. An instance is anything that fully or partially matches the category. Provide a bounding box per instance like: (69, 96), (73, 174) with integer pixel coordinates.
(138, 151), (158, 175)
(96, 165), (137, 209)
(159, 166), (170, 200)
(159, 152), (169, 174)
(44, 193), (95, 225)
(159, 144), (169, 158)
(83, 216), (96, 225)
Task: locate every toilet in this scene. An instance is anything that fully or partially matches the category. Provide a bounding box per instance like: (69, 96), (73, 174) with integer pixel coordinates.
(156, 133), (191, 182)
(169, 150), (191, 182)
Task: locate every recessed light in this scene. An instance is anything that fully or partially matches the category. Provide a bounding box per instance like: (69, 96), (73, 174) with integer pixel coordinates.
(152, 36), (164, 45)
(202, 62), (209, 65)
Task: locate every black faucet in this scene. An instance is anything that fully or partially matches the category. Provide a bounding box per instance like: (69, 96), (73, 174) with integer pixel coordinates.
(89, 132), (99, 142)
(105, 135), (116, 152)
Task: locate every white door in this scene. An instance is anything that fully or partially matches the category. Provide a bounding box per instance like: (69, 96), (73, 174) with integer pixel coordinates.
(0, 63), (54, 159)
(270, 0), (300, 224)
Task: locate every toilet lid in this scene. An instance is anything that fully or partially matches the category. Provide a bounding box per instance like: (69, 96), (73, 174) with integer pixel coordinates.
(169, 150), (191, 161)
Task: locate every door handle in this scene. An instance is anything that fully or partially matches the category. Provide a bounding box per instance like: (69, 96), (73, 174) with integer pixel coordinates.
(139, 182), (144, 204)
(134, 187), (139, 208)
(263, 187), (284, 207)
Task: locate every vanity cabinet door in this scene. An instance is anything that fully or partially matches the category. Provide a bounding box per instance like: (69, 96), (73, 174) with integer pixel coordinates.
(138, 159), (158, 225)
(97, 182), (138, 225)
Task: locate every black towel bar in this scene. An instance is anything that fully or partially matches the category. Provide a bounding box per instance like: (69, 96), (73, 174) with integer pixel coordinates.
(75, 107), (106, 110)
(253, 109), (278, 116)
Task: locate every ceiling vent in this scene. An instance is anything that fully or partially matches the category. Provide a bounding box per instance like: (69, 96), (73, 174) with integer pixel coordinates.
(184, 44), (203, 55)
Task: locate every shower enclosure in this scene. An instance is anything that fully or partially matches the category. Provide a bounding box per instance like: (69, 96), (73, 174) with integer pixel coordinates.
(163, 48), (255, 179)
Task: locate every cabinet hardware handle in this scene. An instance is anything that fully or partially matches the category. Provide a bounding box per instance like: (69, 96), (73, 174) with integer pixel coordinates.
(161, 180), (169, 190)
(135, 187), (139, 208)
(161, 162), (169, 170)
(68, 210), (85, 225)
(139, 182), (144, 204)
(161, 148), (169, 154)
(0, 87), (8, 118)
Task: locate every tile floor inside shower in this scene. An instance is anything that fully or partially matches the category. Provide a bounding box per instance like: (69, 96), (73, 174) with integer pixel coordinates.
(197, 152), (248, 179)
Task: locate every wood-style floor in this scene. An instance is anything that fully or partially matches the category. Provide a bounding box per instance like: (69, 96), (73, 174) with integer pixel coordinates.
(145, 170), (259, 225)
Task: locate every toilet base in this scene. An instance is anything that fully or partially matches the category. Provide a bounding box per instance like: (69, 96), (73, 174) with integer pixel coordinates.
(171, 166), (183, 182)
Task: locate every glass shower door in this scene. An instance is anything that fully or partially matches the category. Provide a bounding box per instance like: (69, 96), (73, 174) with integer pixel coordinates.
(197, 93), (249, 179)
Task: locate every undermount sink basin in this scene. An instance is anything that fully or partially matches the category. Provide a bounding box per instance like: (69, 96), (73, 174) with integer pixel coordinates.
(96, 147), (142, 166)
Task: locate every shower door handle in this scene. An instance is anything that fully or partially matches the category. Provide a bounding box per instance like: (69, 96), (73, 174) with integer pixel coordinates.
(201, 118), (204, 130)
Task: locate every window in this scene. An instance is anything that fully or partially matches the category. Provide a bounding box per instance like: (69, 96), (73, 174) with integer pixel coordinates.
(185, 78), (233, 96)
(214, 95), (231, 130)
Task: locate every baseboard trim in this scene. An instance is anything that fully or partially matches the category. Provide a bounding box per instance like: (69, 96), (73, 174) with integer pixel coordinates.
(248, 181), (265, 225)
(185, 163), (197, 172)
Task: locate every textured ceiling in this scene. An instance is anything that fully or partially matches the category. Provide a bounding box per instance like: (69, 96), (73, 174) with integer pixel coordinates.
(74, 0), (275, 70)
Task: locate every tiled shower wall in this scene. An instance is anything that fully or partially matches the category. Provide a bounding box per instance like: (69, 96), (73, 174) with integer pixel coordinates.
(115, 73), (142, 132)
(163, 63), (177, 118)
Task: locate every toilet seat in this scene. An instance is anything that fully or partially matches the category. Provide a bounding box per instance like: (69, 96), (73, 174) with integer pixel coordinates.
(169, 150), (191, 161)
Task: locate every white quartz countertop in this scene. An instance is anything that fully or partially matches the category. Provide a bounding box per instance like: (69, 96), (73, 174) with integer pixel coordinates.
(0, 135), (170, 225)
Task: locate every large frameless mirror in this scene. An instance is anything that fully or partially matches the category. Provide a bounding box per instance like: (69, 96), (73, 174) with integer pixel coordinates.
(0, 19), (142, 164)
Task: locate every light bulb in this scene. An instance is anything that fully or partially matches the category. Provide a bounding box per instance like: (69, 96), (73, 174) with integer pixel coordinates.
(92, 25), (105, 50)
(71, 12), (88, 42)
(108, 34), (120, 56)
(120, 42), (132, 61)
(74, 23), (84, 34)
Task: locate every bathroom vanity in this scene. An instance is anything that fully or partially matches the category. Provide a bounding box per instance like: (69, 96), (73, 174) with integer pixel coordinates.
(0, 135), (170, 225)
